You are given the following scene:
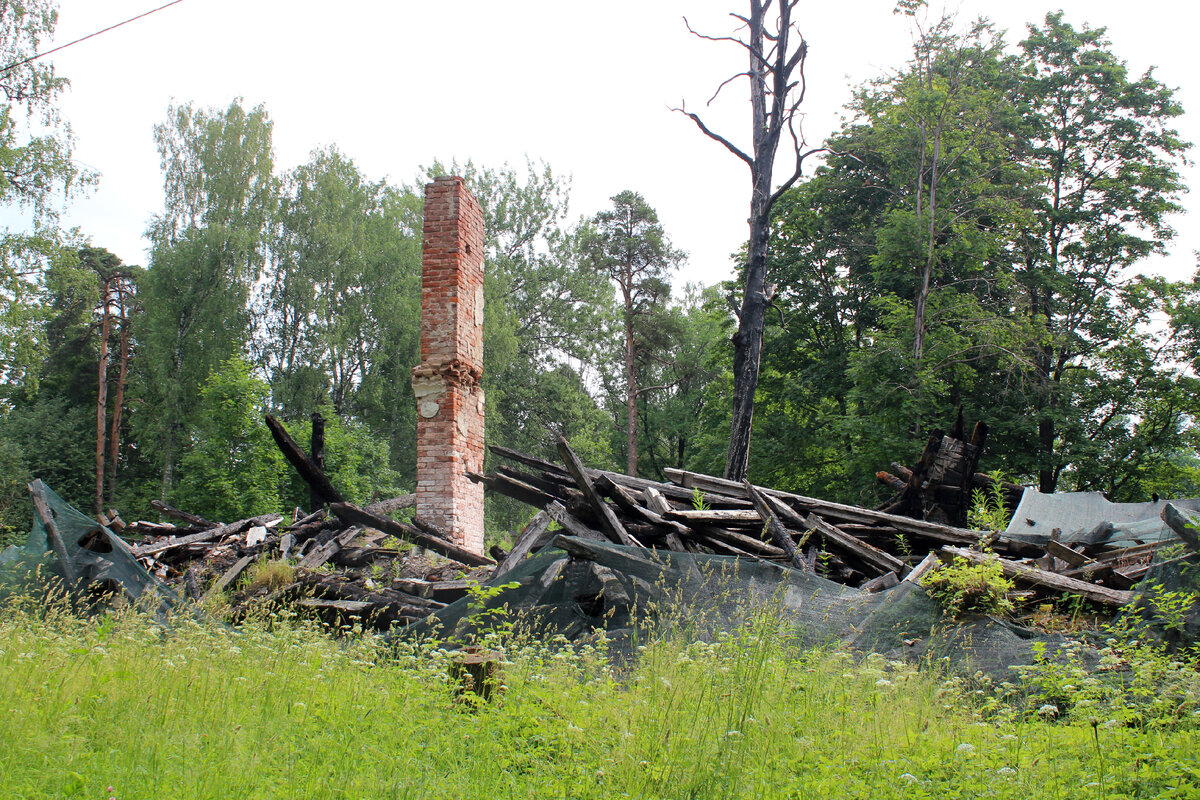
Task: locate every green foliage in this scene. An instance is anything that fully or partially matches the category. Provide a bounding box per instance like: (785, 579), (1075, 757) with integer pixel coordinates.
(176, 356), (282, 521)
(922, 555), (1015, 618)
(281, 406), (403, 509)
(1, 606), (1198, 798)
(137, 99), (278, 500)
(967, 473), (1011, 531)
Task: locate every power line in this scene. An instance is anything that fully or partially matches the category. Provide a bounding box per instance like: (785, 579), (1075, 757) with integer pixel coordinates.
(1, 0), (187, 74)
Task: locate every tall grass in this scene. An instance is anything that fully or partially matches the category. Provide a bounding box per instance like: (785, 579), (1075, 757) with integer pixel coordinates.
(0, 602), (1196, 799)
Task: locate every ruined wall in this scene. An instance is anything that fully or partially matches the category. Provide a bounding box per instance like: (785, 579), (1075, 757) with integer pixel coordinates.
(411, 176), (485, 555)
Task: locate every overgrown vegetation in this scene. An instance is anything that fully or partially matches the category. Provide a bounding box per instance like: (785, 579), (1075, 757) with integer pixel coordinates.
(922, 555), (1016, 618)
(0, 600), (1197, 799)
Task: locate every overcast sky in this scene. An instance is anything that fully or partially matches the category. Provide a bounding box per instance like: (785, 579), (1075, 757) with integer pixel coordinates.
(43, 0), (1200, 288)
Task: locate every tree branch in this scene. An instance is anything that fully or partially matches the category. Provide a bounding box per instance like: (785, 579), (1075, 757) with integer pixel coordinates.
(673, 104), (754, 167)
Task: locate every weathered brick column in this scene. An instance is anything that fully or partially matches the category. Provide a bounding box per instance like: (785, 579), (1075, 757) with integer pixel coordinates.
(411, 176), (486, 555)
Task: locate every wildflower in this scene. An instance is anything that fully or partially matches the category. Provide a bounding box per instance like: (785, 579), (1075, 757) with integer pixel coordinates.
(1037, 704), (1059, 718)
(899, 773), (919, 784)
(955, 743), (975, 755)
(997, 767), (1017, 778)
(875, 678), (892, 687)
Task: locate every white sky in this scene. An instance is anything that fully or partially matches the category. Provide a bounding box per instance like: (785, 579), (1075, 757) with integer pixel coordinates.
(43, 0), (1200, 288)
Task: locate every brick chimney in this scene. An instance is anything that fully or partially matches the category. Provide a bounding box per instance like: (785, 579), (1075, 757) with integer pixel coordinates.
(411, 176), (485, 555)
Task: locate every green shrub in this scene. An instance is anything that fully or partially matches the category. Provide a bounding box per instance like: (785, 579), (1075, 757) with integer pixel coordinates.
(922, 555), (1015, 618)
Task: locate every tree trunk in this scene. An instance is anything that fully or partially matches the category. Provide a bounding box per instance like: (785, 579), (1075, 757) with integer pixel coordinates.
(310, 410), (327, 511)
(725, 178), (771, 482)
(95, 277), (112, 516)
(105, 285), (133, 505)
(624, 288), (638, 476)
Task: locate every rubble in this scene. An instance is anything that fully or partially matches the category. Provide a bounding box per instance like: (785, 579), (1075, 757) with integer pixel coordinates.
(474, 429), (1196, 617)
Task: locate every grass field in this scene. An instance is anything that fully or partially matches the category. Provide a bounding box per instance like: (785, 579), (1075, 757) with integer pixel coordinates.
(1, 602), (1197, 800)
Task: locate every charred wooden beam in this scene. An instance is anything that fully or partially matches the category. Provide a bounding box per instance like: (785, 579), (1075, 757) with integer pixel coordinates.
(329, 503), (493, 567)
(557, 437), (641, 548)
(266, 414), (345, 506)
(150, 500), (215, 529)
(744, 480), (806, 571)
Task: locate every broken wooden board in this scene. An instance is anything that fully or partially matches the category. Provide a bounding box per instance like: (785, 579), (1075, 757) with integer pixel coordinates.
(939, 546), (1135, 607)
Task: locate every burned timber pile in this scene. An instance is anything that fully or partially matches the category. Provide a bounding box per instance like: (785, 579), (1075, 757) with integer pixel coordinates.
(94, 417), (1196, 635)
(477, 436), (1194, 617)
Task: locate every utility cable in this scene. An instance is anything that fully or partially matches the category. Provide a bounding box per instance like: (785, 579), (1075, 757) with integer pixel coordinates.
(1, 0), (187, 74)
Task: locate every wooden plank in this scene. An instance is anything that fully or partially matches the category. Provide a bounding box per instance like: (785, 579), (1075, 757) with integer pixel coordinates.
(805, 513), (908, 578)
(1044, 540), (1091, 569)
(744, 480), (807, 570)
(1161, 503), (1200, 552)
(298, 528), (359, 570)
(641, 486), (693, 552)
(596, 475), (690, 533)
(150, 500), (215, 529)
(662, 508), (761, 524)
(902, 552), (940, 585)
(479, 472), (557, 509)
(544, 500), (606, 541)
(493, 511), (553, 580)
(28, 481), (77, 586)
(694, 525), (786, 558)
(556, 436), (641, 548)
(330, 504), (493, 567)
(663, 467), (982, 545)
(939, 546), (1135, 607)
(203, 554), (255, 600)
(132, 513), (282, 557)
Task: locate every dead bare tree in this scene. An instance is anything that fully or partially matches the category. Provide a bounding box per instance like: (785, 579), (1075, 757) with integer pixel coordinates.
(676, 1), (823, 481)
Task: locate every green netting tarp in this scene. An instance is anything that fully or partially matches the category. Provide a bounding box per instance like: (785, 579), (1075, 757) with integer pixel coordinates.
(404, 535), (1107, 680)
(1004, 490), (1200, 549)
(0, 480), (178, 617)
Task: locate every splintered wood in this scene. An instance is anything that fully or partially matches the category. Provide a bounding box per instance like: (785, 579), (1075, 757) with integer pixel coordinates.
(475, 440), (1190, 610)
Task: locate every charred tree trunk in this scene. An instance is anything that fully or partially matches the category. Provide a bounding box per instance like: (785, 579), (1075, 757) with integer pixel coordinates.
(679, 1), (820, 482)
(310, 410), (327, 512)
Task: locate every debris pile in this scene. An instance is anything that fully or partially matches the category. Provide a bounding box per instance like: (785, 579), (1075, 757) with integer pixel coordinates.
(476, 434), (1200, 616)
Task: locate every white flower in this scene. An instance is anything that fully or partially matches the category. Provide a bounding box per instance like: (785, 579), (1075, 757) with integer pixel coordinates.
(899, 773), (919, 784)
(956, 743), (976, 755)
(997, 767), (1017, 777)
(875, 678), (893, 687)
(1037, 704), (1060, 718)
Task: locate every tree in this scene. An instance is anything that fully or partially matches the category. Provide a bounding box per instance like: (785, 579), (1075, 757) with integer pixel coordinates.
(177, 356), (282, 522)
(0, 0), (93, 397)
(678, 0), (823, 481)
(1015, 12), (1190, 493)
(582, 190), (683, 475)
(138, 99), (277, 501)
(79, 246), (123, 514)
